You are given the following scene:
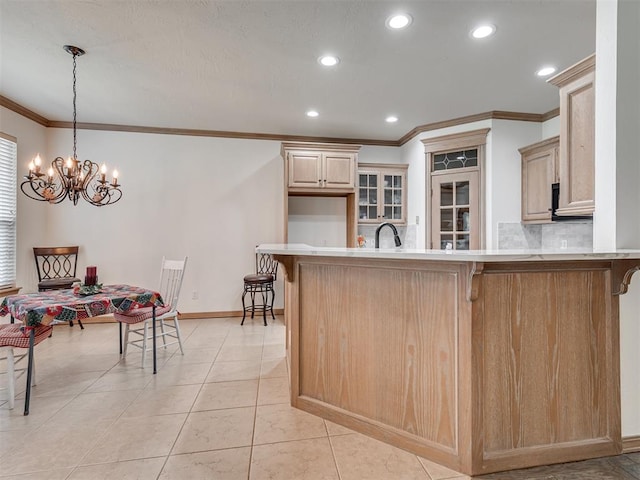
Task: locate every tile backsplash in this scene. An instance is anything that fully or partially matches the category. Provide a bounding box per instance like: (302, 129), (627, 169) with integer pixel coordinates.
(498, 221), (593, 250)
(356, 221), (592, 250)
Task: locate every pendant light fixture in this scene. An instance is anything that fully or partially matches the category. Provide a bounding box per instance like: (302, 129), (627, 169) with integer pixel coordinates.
(21, 45), (122, 206)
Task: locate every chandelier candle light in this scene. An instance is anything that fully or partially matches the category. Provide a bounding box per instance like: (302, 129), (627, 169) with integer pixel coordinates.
(21, 45), (122, 206)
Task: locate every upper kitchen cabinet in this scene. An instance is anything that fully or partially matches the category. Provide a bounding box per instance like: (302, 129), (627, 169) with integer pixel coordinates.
(282, 142), (360, 194)
(357, 163), (408, 225)
(548, 54), (595, 216)
(520, 136), (559, 223)
(282, 142), (361, 248)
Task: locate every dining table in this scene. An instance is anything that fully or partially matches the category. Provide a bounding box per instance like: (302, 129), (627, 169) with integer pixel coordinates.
(0, 284), (165, 415)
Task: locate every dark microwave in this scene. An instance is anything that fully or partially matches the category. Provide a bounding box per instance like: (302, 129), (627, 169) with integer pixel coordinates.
(551, 183), (592, 221)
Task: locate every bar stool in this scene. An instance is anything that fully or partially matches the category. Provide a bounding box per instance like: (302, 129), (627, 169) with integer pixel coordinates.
(241, 253), (278, 326)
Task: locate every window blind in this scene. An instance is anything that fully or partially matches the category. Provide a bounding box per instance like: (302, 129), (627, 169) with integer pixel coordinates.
(0, 133), (17, 289)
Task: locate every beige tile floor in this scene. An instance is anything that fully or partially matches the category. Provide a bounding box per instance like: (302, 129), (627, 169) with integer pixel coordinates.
(0, 316), (470, 480)
(4, 317), (637, 479)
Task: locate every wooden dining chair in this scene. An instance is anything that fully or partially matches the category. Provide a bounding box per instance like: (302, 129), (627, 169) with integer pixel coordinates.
(33, 246), (83, 328)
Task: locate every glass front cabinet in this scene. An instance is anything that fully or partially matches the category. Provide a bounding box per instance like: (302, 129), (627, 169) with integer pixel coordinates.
(357, 163), (408, 225)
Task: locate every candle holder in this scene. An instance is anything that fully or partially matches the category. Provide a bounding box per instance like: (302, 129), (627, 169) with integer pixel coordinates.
(73, 282), (103, 296)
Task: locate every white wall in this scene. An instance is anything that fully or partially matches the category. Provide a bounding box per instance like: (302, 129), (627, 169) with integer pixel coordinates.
(541, 115), (560, 139)
(0, 106), (49, 290)
(25, 127), (286, 313)
(401, 120), (492, 249)
(400, 138), (427, 248)
(487, 120), (541, 248)
(358, 145), (402, 164)
(594, 0), (619, 251)
(594, 0), (640, 437)
(400, 119), (541, 250)
(288, 196), (346, 247)
(617, 0), (640, 438)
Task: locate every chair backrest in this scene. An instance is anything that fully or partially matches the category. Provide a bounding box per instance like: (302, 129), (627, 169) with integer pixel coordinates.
(256, 253), (278, 280)
(158, 257), (188, 310)
(33, 246), (79, 282)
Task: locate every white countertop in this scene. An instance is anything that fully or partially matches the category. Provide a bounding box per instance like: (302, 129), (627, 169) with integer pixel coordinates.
(257, 243), (640, 262)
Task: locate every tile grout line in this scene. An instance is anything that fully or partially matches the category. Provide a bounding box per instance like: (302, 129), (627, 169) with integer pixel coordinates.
(157, 320), (231, 478)
(245, 329), (266, 480)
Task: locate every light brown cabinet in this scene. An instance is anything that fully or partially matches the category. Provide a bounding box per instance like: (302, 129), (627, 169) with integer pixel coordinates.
(284, 144), (358, 192)
(357, 163), (408, 225)
(282, 142), (361, 247)
(520, 136), (559, 223)
(548, 54), (595, 216)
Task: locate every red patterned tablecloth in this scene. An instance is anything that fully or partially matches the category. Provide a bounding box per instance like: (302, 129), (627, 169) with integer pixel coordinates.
(0, 284), (164, 327)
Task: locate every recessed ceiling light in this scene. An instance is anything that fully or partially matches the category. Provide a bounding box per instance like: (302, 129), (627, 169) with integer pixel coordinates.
(471, 24), (496, 39)
(536, 66), (556, 77)
(318, 55), (340, 67)
(386, 13), (412, 29)
(385, 115), (398, 123)
(306, 110), (319, 118)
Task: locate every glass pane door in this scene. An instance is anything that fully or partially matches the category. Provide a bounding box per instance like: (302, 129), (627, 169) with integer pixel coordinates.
(431, 171), (479, 250)
(358, 173), (378, 222)
(382, 174), (403, 221)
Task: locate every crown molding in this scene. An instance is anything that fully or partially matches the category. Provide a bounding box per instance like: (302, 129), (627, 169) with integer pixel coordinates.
(2, 96), (559, 147)
(46, 120), (395, 147)
(547, 53), (596, 87)
(541, 107), (560, 122)
(281, 141), (362, 153)
(0, 95), (50, 126)
(518, 135), (560, 155)
(421, 128), (491, 153)
(398, 110), (555, 146)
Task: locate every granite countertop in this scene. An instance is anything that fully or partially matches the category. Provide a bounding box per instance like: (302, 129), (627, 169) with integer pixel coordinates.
(257, 243), (640, 262)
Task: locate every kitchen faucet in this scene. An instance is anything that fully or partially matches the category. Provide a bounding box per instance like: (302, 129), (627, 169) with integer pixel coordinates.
(374, 222), (402, 248)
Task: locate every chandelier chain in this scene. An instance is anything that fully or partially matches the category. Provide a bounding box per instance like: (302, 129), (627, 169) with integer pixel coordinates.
(72, 52), (78, 161)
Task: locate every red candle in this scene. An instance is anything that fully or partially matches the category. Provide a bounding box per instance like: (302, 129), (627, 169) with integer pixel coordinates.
(85, 266), (98, 285)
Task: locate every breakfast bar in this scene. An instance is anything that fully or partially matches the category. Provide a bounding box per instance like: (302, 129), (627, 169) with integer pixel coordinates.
(258, 244), (640, 476)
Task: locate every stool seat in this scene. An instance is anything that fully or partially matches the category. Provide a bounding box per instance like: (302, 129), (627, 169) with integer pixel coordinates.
(243, 273), (274, 284)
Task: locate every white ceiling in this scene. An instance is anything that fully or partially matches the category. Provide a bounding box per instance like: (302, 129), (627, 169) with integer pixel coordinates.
(0, 0), (596, 142)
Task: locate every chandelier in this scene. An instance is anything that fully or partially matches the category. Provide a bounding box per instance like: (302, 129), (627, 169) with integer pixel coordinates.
(21, 45), (122, 207)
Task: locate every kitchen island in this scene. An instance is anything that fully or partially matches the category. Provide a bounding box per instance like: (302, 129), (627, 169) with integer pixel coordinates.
(257, 244), (640, 476)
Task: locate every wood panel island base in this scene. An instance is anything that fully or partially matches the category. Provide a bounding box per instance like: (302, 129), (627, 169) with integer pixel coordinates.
(258, 244), (640, 476)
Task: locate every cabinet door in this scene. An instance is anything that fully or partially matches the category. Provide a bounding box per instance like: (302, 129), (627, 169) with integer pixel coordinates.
(323, 153), (355, 188)
(358, 171), (380, 223)
(431, 171), (479, 250)
(288, 152), (322, 188)
(381, 172), (406, 223)
(557, 70), (595, 215)
(521, 141), (557, 223)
